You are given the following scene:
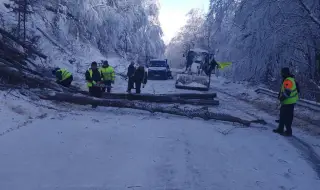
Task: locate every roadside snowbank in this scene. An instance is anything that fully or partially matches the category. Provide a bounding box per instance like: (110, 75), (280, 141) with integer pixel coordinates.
(210, 77), (320, 158)
(211, 77), (320, 128)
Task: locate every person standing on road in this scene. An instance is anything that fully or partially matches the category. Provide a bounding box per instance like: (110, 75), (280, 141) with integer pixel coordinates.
(133, 65), (147, 94)
(85, 62), (104, 108)
(127, 61), (136, 93)
(273, 67), (299, 136)
(100, 60), (115, 93)
(52, 67), (73, 87)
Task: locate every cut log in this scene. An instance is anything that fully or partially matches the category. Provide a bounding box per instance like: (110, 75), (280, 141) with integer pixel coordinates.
(75, 91), (219, 105)
(115, 92), (217, 99)
(0, 61), (61, 90)
(38, 92), (266, 126)
(107, 93), (219, 105)
(0, 28), (47, 59)
(79, 92), (216, 100)
(0, 57), (44, 78)
(124, 96), (219, 105)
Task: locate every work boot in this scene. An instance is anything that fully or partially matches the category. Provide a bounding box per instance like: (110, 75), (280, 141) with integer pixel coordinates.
(273, 129), (283, 134)
(281, 131), (292, 137)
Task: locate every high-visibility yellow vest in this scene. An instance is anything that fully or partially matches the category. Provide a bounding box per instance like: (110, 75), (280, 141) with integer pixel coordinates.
(280, 77), (299, 105)
(217, 62), (232, 69)
(100, 67), (115, 81)
(87, 69), (96, 87)
(58, 69), (72, 81)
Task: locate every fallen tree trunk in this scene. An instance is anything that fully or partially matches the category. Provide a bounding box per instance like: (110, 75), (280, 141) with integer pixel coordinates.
(0, 57), (44, 77)
(134, 98), (219, 106)
(126, 92), (217, 99)
(38, 92), (266, 126)
(76, 91), (219, 105)
(0, 28), (47, 59)
(104, 93), (219, 105)
(79, 91), (216, 100)
(0, 61), (61, 90)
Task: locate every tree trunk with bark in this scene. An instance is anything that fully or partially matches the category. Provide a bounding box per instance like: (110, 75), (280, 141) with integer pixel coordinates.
(71, 91), (219, 105)
(38, 91), (266, 126)
(0, 28), (47, 59)
(0, 61), (61, 90)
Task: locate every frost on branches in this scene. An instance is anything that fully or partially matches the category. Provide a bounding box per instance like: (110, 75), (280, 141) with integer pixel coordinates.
(166, 0), (320, 100)
(51, 0), (164, 59)
(165, 9), (207, 69)
(0, 0), (165, 64)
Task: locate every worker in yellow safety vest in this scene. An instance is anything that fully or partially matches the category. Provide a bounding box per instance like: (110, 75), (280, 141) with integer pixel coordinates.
(85, 62), (104, 108)
(273, 67), (299, 136)
(52, 67), (73, 87)
(99, 60), (115, 93)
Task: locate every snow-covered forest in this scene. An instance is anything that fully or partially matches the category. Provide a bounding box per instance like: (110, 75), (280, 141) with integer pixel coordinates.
(0, 0), (165, 68)
(166, 0), (320, 100)
(1, 1), (320, 189)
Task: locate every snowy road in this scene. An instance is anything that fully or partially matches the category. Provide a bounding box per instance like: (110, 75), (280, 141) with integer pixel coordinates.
(0, 79), (320, 190)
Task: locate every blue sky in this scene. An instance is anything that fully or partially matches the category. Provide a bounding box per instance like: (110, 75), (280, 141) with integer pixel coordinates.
(159, 0), (209, 44)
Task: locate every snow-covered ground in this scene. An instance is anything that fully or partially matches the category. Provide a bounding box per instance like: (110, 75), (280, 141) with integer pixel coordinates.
(209, 77), (320, 130)
(0, 77), (320, 190)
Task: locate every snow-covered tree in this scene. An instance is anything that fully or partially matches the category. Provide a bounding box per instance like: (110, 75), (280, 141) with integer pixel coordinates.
(166, 0), (320, 99)
(1, 0), (165, 64)
(165, 9), (206, 68)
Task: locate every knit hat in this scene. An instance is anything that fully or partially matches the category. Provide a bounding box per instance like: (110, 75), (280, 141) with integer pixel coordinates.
(281, 67), (290, 75)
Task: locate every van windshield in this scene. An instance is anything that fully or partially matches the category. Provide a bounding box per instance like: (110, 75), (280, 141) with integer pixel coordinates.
(149, 61), (166, 67)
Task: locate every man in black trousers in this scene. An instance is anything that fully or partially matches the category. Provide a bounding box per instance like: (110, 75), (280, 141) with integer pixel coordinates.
(127, 61), (136, 93)
(85, 62), (104, 108)
(273, 67), (299, 136)
(133, 65), (148, 94)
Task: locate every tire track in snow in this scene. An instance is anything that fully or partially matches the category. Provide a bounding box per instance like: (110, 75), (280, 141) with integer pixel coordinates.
(155, 135), (180, 190)
(212, 88), (267, 120)
(214, 87), (319, 127)
(154, 128), (206, 190)
(0, 113), (48, 137)
(182, 129), (203, 190)
(290, 136), (320, 179)
(268, 122), (320, 180)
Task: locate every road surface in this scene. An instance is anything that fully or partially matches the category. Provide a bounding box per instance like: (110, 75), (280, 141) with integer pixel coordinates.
(0, 79), (319, 190)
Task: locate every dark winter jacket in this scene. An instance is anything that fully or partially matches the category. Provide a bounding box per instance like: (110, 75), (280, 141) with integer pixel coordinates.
(186, 52), (194, 67)
(55, 70), (63, 81)
(134, 66), (147, 84)
(85, 68), (103, 83)
(127, 64), (136, 78)
(210, 58), (218, 69)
